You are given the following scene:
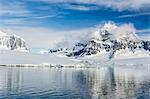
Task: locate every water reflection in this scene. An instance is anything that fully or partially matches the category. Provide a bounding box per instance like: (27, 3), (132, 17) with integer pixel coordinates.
(0, 66), (150, 99)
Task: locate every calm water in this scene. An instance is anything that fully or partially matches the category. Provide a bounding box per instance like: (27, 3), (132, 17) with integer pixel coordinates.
(0, 66), (150, 99)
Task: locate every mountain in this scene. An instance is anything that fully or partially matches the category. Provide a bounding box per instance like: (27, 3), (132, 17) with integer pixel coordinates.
(49, 22), (150, 59)
(0, 30), (29, 52)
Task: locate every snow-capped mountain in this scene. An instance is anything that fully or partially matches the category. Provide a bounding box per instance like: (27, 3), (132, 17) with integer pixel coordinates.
(0, 30), (29, 52)
(49, 22), (150, 59)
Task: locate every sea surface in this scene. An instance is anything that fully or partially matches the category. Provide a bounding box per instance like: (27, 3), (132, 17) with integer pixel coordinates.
(0, 65), (150, 99)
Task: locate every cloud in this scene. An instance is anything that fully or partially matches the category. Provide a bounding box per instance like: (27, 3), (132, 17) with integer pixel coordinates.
(55, 22), (150, 49)
(33, 15), (57, 19)
(32, 0), (150, 11)
(1, 0), (149, 29)
(117, 12), (150, 18)
(139, 33), (150, 41)
(98, 0), (150, 11)
(55, 28), (93, 48)
(1, 25), (93, 50)
(1, 27), (65, 49)
(31, 12), (67, 19)
(137, 28), (150, 40)
(56, 22), (140, 48)
(0, 1), (30, 17)
(0, 0), (67, 27)
(62, 3), (99, 11)
(137, 28), (150, 34)
(0, 18), (28, 25)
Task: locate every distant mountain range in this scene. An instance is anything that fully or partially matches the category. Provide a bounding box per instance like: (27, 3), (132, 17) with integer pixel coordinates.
(49, 22), (150, 59)
(0, 31), (29, 52)
(0, 23), (150, 66)
(1, 22), (149, 60)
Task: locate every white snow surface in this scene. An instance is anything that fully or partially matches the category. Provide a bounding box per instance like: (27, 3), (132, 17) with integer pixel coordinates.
(114, 49), (150, 59)
(0, 50), (150, 66)
(0, 50), (81, 66)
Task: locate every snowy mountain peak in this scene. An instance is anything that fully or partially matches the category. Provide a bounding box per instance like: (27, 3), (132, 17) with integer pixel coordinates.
(0, 30), (29, 52)
(91, 22), (117, 41)
(48, 22), (150, 59)
(93, 22), (140, 42)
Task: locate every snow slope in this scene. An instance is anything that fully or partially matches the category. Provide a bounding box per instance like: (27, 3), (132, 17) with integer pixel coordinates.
(0, 50), (81, 66)
(0, 30), (29, 52)
(0, 50), (149, 67)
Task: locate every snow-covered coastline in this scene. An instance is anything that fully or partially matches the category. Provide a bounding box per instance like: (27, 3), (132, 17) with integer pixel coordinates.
(0, 50), (150, 67)
(0, 50), (81, 66)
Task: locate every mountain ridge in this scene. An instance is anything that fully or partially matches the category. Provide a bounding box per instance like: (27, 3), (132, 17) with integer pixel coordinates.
(49, 22), (150, 59)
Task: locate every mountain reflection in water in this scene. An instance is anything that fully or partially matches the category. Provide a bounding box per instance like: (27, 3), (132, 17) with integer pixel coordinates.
(0, 65), (150, 99)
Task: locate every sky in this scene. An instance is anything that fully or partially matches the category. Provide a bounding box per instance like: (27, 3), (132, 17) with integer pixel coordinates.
(0, 0), (150, 51)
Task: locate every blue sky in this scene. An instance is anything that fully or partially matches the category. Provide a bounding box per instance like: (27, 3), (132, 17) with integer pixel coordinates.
(0, 0), (150, 49)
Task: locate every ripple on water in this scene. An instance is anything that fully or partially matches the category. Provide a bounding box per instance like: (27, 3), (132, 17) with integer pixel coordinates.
(0, 66), (150, 99)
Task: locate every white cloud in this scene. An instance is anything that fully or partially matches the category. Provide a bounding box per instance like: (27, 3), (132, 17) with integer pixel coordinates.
(55, 28), (93, 48)
(0, 1), (30, 16)
(137, 28), (150, 33)
(33, 0), (150, 11)
(1, 27), (65, 49)
(56, 22), (141, 48)
(117, 12), (150, 18)
(1, 25), (93, 49)
(62, 4), (99, 11)
(33, 15), (57, 19)
(140, 34), (150, 41)
(32, 12), (66, 19)
(55, 22), (150, 49)
(1, 18), (27, 25)
(137, 29), (150, 40)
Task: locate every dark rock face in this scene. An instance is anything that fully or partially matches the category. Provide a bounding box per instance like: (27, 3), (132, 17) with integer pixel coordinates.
(49, 39), (150, 59)
(141, 41), (150, 51)
(9, 35), (28, 50)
